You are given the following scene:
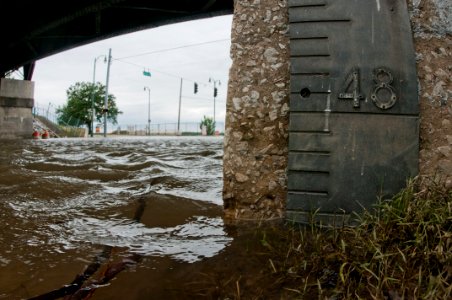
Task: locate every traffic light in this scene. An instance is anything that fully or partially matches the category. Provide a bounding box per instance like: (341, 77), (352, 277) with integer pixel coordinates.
(214, 87), (218, 97)
(194, 82), (198, 94)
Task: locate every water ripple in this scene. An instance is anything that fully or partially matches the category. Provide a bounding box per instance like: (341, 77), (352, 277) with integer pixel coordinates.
(0, 136), (226, 274)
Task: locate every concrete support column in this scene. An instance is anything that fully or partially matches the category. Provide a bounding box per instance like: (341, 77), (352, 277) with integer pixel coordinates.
(408, 0), (452, 189)
(0, 78), (34, 139)
(223, 0), (290, 220)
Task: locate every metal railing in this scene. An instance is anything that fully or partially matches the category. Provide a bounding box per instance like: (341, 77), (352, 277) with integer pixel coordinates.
(111, 122), (225, 136)
(33, 104), (225, 137)
(33, 105), (87, 137)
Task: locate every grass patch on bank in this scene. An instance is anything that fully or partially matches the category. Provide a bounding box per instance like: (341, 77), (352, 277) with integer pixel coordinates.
(256, 176), (451, 299)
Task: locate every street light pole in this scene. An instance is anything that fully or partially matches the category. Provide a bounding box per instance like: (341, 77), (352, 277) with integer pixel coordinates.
(144, 86), (151, 135)
(209, 77), (221, 134)
(103, 48), (112, 138)
(91, 54), (106, 137)
(177, 78), (183, 135)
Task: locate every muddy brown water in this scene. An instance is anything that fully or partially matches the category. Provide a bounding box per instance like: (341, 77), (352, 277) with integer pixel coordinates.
(0, 136), (236, 299)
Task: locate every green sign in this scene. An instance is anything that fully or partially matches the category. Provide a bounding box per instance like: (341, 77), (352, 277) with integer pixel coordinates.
(143, 71), (151, 77)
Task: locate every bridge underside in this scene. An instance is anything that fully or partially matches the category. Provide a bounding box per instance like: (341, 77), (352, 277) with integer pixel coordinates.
(0, 0), (233, 77)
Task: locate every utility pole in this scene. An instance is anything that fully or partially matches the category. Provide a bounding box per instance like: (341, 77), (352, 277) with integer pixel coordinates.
(103, 48), (112, 138)
(91, 54), (106, 137)
(177, 78), (183, 135)
(46, 102), (51, 119)
(144, 86), (151, 135)
(209, 77), (220, 133)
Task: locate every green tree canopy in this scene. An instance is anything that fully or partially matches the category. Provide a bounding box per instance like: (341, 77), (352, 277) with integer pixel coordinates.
(200, 115), (215, 135)
(57, 82), (122, 134)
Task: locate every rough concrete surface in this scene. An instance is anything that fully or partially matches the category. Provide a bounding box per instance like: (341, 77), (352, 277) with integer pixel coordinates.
(0, 107), (34, 139)
(0, 78), (34, 99)
(0, 79), (34, 139)
(223, 0), (290, 220)
(409, 0), (452, 189)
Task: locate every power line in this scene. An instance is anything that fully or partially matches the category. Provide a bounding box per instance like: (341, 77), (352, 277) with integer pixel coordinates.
(114, 59), (185, 80)
(114, 38), (230, 60)
(113, 59), (226, 103)
(162, 57), (232, 68)
(182, 95), (225, 102)
(114, 58), (213, 85)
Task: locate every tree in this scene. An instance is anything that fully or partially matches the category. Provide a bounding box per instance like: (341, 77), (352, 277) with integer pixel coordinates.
(56, 82), (122, 135)
(200, 115), (215, 135)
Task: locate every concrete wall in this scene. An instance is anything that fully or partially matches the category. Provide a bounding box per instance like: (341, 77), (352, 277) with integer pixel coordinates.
(223, 0), (451, 220)
(0, 78), (34, 139)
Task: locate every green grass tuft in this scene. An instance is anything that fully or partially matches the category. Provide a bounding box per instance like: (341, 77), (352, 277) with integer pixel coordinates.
(261, 176), (451, 299)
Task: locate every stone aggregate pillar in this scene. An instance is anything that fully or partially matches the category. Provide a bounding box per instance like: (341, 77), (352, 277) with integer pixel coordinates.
(223, 0), (290, 220)
(408, 0), (452, 188)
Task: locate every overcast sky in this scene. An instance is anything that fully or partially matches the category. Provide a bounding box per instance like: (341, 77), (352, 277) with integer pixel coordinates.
(30, 15), (233, 131)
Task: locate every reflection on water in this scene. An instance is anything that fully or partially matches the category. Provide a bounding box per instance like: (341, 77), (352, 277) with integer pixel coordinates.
(0, 136), (229, 299)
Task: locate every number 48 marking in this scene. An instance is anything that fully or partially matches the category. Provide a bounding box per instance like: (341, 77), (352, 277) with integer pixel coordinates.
(338, 67), (398, 110)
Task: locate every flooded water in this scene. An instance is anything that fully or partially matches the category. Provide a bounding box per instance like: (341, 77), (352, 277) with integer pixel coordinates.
(0, 136), (231, 299)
